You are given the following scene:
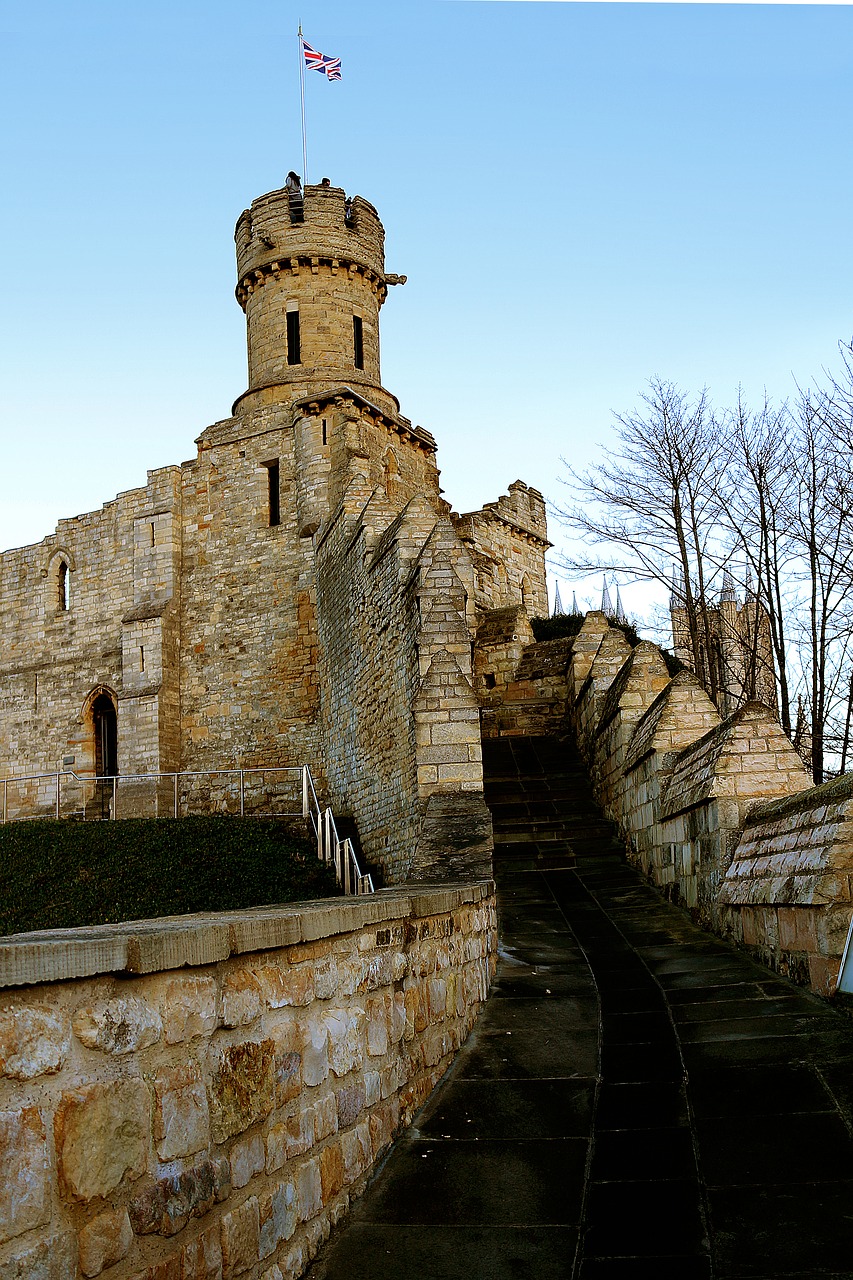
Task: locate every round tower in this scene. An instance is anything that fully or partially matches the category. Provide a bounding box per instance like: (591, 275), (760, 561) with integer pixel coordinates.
(233, 181), (401, 417)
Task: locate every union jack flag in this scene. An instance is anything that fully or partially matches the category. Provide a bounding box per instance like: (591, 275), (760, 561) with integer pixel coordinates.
(301, 38), (342, 81)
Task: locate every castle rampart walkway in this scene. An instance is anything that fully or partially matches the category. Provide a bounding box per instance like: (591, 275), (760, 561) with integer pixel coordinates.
(308, 735), (853, 1279)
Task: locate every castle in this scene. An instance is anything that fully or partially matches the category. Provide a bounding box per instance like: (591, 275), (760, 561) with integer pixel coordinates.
(0, 179), (549, 882)
(670, 571), (776, 718)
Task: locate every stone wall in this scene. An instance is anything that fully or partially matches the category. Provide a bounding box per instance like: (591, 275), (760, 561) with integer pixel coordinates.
(0, 882), (496, 1279)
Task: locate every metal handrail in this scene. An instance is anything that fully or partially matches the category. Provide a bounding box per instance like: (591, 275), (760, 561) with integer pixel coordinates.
(301, 766), (375, 896)
(0, 763), (374, 895)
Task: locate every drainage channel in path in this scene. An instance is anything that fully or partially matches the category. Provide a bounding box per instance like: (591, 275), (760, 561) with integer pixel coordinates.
(307, 734), (853, 1280)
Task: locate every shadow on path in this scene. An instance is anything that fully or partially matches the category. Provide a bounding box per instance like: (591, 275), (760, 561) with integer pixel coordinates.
(307, 735), (853, 1280)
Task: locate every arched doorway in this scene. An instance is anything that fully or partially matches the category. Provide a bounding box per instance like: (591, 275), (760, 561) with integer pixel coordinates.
(92, 693), (118, 778)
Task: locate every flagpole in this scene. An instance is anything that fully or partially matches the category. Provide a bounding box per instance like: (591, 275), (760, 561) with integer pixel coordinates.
(298, 23), (308, 185)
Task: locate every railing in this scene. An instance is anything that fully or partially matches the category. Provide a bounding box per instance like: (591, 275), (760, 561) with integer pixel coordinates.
(302, 768), (375, 896)
(0, 765), (374, 895)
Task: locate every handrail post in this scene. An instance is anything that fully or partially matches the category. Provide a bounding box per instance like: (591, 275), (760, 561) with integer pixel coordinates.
(112, 775), (117, 820)
(302, 766), (309, 819)
(2, 779), (6, 825)
(174, 772), (178, 819)
(240, 770), (244, 817)
(55, 773), (60, 821)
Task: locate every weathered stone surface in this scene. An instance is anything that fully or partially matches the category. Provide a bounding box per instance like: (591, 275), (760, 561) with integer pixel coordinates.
(0, 1107), (49, 1244)
(78, 1208), (133, 1277)
(230, 1132), (264, 1189)
(221, 971), (263, 1028)
(160, 975), (218, 1044)
(322, 1007), (365, 1077)
(335, 1080), (366, 1130)
(220, 1195), (260, 1278)
(318, 1141), (345, 1203)
(0, 1006), (70, 1080)
(54, 1079), (149, 1202)
(300, 1016), (329, 1087)
(179, 1223), (223, 1279)
(254, 966), (314, 1009)
(208, 1040), (275, 1142)
(154, 1062), (210, 1160)
(269, 1022), (302, 1106)
(258, 1180), (297, 1258)
(295, 1158), (322, 1222)
(72, 996), (162, 1055)
(0, 1230), (77, 1280)
(129, 1160), (225, 1237)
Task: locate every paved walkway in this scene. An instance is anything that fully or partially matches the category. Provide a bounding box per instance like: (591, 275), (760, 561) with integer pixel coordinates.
(309, 736), (853, 1279)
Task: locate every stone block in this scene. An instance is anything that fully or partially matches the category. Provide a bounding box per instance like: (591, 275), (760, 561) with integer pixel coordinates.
(180, 1223), (222, 1279)
(72, 996), (162, 1055)
(154, 1063), (210, 1160)
(0, 1006), (70, 1080)
(296, 1158), (322, 1222)
(335, 1079), (366, 1130)
(366, 996), (389, 1056)
(322, 1007), (365, 1077)
(161, 975), (218, 1044)
(259, 1180), (297, 1258)
(222, 971), (263, 1027)
(0, 1231), (77, 1280)
(319, 1140), (345, 1203)
(230, 1132), (265, 1189)
(78, 1208), (133, 1277)
(269, 1021), (303, 1105)
(301, 1016), (329, 1087)
(313, 1093), (338, 1143)
(0, 1107), (50, 1244)
(209, 1039), (276, 1142)
(220, 1195), (260, 1278)
(255, 965), (315, 1008)
(54, 1080), (149, 1202)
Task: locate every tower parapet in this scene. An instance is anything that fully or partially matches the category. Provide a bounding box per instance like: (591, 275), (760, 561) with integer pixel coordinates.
(233, 182), (401, 417)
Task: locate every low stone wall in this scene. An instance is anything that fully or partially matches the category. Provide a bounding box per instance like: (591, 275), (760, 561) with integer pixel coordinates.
(0, 883), (496, 1279)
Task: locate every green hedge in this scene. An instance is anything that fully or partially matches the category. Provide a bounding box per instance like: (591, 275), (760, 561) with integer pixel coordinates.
(0, 817), (339, 935)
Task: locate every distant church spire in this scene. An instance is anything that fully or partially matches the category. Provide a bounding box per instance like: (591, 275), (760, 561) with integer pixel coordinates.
(571, 591), (580, 617)
(669, 565), (686, 610)
(615, 585), (627, 624)
(552, 581), (565, 616)
(601, 577), (614, 616)
(719, 570), (737, 604)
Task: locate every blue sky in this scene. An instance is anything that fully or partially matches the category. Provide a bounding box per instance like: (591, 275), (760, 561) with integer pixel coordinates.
(1, 1), (852, 621)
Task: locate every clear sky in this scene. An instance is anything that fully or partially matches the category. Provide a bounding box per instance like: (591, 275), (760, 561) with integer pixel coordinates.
(1, 1), (852, 624)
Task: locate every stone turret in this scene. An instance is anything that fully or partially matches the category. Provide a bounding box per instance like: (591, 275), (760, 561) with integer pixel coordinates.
(233, 182), (402, 418)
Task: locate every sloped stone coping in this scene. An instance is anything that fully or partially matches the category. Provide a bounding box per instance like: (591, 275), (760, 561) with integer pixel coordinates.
(0, 881), (495, 989)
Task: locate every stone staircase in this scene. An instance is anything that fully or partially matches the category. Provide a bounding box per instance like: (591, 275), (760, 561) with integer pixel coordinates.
(482, 734), (625, 872)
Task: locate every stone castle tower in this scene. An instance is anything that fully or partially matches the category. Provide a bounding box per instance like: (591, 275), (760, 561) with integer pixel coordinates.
(0, 179), (550, 881)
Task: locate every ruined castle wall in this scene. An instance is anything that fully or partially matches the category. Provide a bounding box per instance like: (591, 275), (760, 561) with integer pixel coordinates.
(452, 482), (549, 619)
(0, 466), (181, 809)
(0, 883), (496, 1280)
(314, 485), (424, 884)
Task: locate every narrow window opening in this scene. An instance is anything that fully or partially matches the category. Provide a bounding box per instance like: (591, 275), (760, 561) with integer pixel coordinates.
(140, 646), (145, 673)
(286, 309), (301, 365)
(484, 672), (497, 690)
(33, 674), (38, 711)
(149, 521), (156, 547)
(58, 561), (68, 611)
(353, 315), (364, 369)
(322, 418), (327, 446)
(266, 461), (281, 527)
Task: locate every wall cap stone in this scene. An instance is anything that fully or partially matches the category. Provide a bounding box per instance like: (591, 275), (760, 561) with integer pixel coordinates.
(0, 883), (494, 989)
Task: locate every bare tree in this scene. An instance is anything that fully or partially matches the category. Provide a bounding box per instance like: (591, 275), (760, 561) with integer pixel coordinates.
(557, 379), (726, 699)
